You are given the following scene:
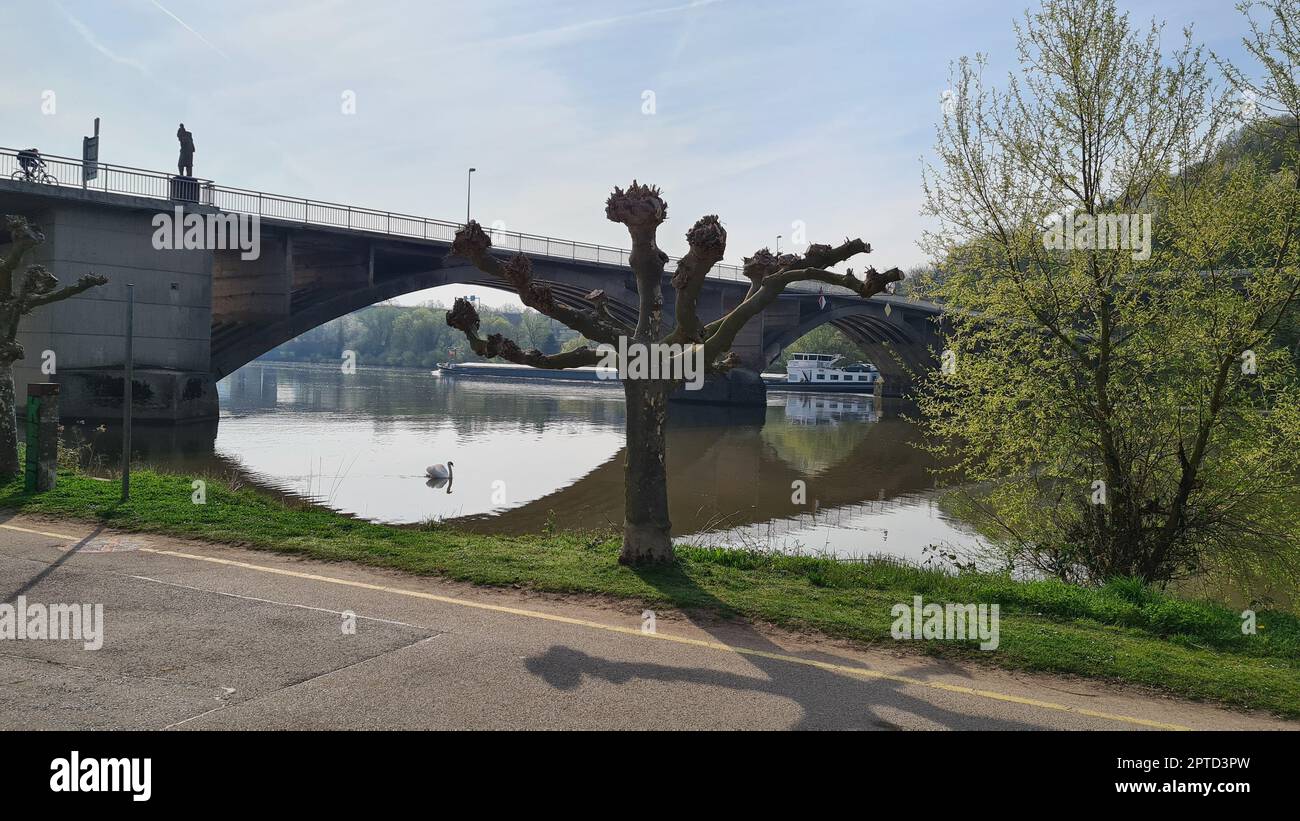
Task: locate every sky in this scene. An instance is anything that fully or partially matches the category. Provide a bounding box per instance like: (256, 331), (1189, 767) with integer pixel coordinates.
(0, 0), (1260, 308)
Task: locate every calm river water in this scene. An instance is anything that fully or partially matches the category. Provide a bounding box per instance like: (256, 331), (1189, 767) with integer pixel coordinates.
(81, 363), (984, 563)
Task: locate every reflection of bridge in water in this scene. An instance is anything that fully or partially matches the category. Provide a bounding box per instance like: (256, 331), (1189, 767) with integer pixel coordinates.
(448, 395), (940, 539)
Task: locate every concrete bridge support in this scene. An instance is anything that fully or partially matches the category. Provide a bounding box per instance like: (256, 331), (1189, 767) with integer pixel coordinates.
(5, 199), (219, 421)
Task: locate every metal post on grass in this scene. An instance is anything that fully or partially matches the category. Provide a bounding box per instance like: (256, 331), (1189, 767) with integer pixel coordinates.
(121, 284), (134, 501)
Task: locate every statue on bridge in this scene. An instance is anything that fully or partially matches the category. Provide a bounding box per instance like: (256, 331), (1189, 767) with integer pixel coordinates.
(176, 124), (195, 177)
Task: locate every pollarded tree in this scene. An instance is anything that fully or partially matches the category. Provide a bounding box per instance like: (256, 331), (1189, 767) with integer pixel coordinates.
(1, 215), (108, 477)
(444, 183), (901, 564)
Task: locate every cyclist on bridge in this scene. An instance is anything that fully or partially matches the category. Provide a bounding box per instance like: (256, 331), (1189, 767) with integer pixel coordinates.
(16, 148), (45, 180)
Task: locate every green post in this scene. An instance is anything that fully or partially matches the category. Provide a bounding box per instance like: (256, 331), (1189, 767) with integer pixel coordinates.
(23, 383), (60, 492)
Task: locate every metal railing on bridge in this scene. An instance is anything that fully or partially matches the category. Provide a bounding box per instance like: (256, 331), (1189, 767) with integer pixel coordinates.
(0, 146), (757, 283)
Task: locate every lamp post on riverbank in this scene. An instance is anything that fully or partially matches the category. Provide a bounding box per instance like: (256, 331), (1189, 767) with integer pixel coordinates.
(121, 284), (134, 501)
(466, 167), (476, 225)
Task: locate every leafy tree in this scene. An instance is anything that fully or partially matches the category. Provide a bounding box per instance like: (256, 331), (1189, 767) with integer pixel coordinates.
(773, 325), (870, 370)
(892, 263), (947, 300)
(444, 184), (900, 563)
(1, 216), (107, 476)
(1216, 0), (1300, 168)
(1216, 1), (1300, 364)
(516, 310), (561, 353)
(918, 0), (1300, 585)
(262, 303), (576, 368)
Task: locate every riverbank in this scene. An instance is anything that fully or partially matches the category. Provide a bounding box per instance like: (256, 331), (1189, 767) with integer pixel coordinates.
(2, 469), (1298, 718)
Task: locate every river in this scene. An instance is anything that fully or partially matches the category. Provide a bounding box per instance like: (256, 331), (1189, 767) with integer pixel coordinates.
(68, 362), (983, 564)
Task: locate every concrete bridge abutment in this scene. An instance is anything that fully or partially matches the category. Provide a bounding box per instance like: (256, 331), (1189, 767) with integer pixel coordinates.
(3, 196), (220, 422)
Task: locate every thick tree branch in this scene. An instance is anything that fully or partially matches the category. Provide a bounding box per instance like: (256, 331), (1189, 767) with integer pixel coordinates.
(703, 238), (902, 361)
(1, 215), (45, 296)
(584, 289), (633, 337)
(605, 181), (668, 341)
(448, 221), (622, 345)
(703, 244), (867, 337)
(445, 297), (602, 369)
(665, 215), (726, 344)
(22, 272), (109, 311)
(0, 339), (23, 366)
(2, 215), (109, 348)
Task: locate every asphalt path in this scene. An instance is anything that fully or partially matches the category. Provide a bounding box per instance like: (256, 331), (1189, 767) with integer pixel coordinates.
(1, 517), (1294, 731)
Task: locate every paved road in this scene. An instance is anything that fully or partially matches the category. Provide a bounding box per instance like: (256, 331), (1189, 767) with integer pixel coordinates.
(0, 516), (1294, 731)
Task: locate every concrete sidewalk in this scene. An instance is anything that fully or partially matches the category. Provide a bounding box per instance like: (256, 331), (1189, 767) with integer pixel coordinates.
(0, 516), (1294, 731)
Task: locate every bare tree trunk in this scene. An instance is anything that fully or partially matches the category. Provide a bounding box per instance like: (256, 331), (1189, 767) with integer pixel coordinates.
(620, 379), (673, 564)
(0, 360), (19, 478)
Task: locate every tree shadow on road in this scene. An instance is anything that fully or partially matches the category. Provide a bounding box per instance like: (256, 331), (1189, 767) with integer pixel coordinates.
(524, 644), (1036, 730)
(0, 508), (105, 603)
(522, 560), (1042, 730)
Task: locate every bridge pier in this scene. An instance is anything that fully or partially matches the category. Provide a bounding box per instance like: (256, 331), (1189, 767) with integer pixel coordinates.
(3, 196), (220, 422)
(669, 368), (766, 407)
(55, 367), (218, 421)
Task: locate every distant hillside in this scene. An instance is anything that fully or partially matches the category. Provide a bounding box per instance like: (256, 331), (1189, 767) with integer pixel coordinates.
(258, 301), (580, 370)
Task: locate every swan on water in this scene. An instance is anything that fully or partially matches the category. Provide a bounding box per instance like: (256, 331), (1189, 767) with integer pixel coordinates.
(426, 461), (454, 480)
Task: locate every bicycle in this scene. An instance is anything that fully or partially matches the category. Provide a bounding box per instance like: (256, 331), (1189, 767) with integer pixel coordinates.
(11, 163), (58, 186)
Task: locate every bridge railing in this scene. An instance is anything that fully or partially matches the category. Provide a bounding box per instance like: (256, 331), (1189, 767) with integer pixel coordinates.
(0, 147), (201, 204)
(0, 146), (755, 283)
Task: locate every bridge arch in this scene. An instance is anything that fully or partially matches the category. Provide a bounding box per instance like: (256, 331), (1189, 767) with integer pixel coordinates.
(761, 300), (940, 395)
(211, 264), (639, 378)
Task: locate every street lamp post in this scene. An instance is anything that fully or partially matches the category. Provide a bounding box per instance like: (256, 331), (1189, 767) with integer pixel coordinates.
(466, 167), (476, 225)
(121, 284), (134, 501)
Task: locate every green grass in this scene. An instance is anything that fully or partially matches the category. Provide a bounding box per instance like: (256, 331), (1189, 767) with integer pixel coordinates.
(3, 469), (1299, 718)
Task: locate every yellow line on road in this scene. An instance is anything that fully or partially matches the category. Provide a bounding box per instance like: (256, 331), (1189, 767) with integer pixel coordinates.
(0, 521), (1190, 730)
(2, 523), (90, 540)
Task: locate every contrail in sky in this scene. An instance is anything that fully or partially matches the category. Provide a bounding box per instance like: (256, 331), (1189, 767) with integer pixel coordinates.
(148, 0), (231, 59)
(477, 0), (726, 49)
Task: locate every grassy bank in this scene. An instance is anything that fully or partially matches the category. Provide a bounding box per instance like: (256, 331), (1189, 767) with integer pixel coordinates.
(2, 469), (1298, 718)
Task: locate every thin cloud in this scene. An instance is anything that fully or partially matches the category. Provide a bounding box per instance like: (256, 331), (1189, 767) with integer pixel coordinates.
(473, 0), (726, 49)
(148, 0), (231, 59)
(54, 2), (150, 74)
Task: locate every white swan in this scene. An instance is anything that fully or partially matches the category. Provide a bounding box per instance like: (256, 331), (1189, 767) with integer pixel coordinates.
(425, 461), (454, 480)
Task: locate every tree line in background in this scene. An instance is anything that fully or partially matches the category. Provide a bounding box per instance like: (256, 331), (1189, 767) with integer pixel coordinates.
(267, 298), (878, 374)
(261, 301), (580, 369)
(772, 325), (873, 370)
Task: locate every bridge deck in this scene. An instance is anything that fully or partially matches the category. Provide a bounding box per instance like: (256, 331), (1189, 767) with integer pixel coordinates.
(1, 145), (752, 278)
(0, 145), (942, 313)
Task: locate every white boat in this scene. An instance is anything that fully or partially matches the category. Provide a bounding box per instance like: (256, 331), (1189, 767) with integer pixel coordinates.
(769, 352), (880, 393)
